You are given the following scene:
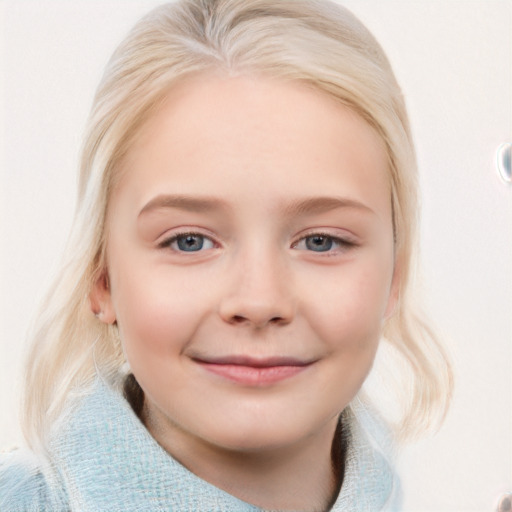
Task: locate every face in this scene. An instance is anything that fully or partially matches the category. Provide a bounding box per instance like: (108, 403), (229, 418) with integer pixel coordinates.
(92, 74), (398, 456)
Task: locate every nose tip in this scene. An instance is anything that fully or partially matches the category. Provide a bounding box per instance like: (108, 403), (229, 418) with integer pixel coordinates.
(220, 294), (295, 329)
(219, 266), (295, 329)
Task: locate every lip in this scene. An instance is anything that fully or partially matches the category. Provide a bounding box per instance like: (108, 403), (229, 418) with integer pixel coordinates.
(192, 356), (315, 386)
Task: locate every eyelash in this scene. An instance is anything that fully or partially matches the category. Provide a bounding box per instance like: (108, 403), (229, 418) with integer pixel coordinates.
(158, 231), (216, 252)
(291, 232), (357, 254)
(158, 230), (357, 254)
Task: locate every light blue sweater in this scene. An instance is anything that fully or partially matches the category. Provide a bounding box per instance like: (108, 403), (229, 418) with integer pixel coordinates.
(0, 378), (400, 511)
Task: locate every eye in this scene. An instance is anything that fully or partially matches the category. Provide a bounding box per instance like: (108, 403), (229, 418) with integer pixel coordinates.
(160, 233), (215, 252)
(293, 233), (355, 253)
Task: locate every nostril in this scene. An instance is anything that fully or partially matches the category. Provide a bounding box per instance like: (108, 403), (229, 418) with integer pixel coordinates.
(228, 314), (286, 327)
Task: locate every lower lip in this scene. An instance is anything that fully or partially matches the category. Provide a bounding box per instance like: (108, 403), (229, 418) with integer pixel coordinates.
(197, 362), (309, 386)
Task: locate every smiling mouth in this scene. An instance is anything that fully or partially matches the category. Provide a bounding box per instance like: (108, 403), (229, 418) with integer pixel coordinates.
(192, 356), (315, 386)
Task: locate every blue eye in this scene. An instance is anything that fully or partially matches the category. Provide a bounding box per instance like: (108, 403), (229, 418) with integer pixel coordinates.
(305, 235), (334, 252)
(162, 233), (215, 252)
(293, 234), (353, 253)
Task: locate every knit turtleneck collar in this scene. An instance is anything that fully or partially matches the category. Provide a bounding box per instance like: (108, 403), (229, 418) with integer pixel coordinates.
(42, 377), (399, 511)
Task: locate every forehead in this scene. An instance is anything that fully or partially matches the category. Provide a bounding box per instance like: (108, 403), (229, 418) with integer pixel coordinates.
(114, 74), (390, 219)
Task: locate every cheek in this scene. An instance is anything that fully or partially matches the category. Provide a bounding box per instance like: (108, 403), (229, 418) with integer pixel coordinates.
(304, 263), (392, 406)
(302, 259), (393, 350)
(110, 263), (211, 359)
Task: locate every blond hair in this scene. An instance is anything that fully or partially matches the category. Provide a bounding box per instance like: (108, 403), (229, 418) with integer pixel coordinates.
(22, 0), (452, 453)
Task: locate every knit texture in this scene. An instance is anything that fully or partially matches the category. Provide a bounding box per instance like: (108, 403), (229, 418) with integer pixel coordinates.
(1, 378), (401, 511)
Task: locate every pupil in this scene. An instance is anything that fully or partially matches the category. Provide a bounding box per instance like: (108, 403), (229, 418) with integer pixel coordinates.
(177, 235), (203, 251)
(306, 236), (332, 252)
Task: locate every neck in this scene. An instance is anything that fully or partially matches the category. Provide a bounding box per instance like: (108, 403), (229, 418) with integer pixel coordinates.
(143, 407), (344, 512)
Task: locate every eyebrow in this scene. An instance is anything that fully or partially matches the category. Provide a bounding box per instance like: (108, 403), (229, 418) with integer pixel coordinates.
(139, 194), (230, 217)
(282, 196), (376, 216)
(138, 194), (375, 217)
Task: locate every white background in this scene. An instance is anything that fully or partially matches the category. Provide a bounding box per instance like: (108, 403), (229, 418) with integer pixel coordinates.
(1, 1), (511, 510)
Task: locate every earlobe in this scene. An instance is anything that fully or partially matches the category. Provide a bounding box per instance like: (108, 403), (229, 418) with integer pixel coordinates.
(90, 271), (117, 324)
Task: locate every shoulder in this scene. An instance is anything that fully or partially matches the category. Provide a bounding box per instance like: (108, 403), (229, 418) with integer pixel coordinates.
(0, 448), (61, 511)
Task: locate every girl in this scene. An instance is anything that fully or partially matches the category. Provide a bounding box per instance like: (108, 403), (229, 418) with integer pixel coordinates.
(0, 0), (452, 510)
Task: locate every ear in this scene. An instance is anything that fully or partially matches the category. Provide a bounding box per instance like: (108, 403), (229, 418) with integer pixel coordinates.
(384, 256), (402, 319)
(90, 270), (117, 324)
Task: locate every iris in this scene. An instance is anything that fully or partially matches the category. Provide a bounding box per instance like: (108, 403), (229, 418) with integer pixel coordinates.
(176, 234), (205, 251)
(305, 235), (333, 252)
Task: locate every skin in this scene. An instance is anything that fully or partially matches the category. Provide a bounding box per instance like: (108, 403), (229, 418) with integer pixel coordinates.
(91, 74), (399, 511)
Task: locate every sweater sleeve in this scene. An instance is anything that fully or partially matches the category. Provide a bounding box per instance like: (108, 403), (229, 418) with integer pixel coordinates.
(0, 448), (55, 512)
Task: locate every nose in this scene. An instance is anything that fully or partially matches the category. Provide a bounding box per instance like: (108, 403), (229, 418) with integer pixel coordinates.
(218, 248), (295, 329)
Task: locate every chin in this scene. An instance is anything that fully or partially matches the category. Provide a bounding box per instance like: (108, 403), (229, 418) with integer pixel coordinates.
(197, 407), (336, 455)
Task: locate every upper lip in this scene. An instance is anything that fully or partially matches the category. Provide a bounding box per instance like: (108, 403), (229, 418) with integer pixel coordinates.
(191, 355), (316, 368)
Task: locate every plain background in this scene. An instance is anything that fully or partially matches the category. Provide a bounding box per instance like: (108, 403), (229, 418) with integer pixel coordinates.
(0, 1), (511, 510)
